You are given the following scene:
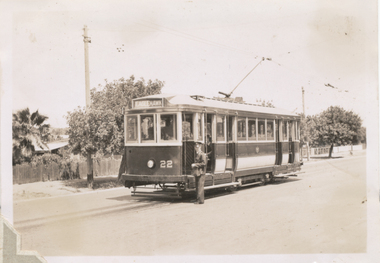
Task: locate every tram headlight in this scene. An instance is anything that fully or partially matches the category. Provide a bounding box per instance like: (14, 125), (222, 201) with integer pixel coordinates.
(147, 159), (155, 169)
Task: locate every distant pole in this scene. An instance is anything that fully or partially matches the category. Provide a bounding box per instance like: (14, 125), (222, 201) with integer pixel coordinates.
(83, 25), (93, 188)
(83, 25), (91, 109)
(302, 86), (305, 116)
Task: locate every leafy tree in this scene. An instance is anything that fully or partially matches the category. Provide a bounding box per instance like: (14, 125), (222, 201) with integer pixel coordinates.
(310, 106), (362, 157)
(66, 75), (164, 187)
(12, 108), (50, 165)
(50, 127), (69, 136)
(355, 126), (366, 145)
(299, 114), (319, 146)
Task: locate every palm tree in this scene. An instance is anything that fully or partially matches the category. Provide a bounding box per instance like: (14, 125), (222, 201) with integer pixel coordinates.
(12, 108), (50, 165)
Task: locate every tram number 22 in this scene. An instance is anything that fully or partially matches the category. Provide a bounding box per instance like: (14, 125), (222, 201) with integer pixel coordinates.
(160, 160), (173, 168)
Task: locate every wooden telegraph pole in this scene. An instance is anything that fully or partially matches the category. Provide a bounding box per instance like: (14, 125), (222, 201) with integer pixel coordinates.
(83, 25), (93, 188)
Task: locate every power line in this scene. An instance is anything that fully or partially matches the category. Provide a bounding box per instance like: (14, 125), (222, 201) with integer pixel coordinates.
(135, 19), (263, 57)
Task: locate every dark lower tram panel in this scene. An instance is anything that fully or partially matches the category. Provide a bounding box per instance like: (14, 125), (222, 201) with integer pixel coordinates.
(122, 142), (302, 193)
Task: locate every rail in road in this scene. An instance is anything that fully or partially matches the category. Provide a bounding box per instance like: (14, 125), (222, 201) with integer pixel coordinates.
(13, 188), (177, 231)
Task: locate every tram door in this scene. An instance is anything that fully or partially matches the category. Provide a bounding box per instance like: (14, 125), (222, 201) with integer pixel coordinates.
(226, 116), (236, 171)
(288, 121), (295, 163)
(275, 119), (282, 165)
(205, 114), (214, 173)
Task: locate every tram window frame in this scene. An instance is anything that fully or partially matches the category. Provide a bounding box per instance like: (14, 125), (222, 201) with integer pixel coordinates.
(140, 114), (156, 143)
(125, 115), (138, 143)
(227, 115), (235, 142)
(248, 118), (257, 141)
(159, 114), (177, 142)
(289, 120), (295, 141)
(237, 117), (247, 141)
(267, 119), (275, 141)
(296, 121), (300, 141)
(182, 113), (194, 141)
(282, 120), (288, 141)
(258, 119), (266, 141)
(216, 115), (226, 142)
(195, 113), (204, 142)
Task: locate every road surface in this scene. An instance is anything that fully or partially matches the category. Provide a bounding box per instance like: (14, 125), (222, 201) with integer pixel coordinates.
(14, 155), (366, 256)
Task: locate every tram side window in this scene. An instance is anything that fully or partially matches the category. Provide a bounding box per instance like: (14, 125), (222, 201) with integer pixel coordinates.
(267, 120), (274, 140)
(248, 119), (256, 140)
(160, 114), (177, 141)
(141, 115), (155, 142)
(282, 121), (288, 141)
(296, 121), (300, 140)
(237, 117), (246, 141)
(289, 121), (295, 141)
(216, 115), (225, 141)
(126, 116), (138, 142)
(182, 114), (193, 140)
(258, 119), (266, 141)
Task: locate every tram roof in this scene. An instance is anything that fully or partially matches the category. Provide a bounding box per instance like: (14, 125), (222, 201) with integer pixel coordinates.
(130, 94), (300, 118)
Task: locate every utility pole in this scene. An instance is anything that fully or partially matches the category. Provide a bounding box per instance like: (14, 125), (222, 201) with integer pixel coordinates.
(83, 25), (91, 109)
(83, 25), (93, 188)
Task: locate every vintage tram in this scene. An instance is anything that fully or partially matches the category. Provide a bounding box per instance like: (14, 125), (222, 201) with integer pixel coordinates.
(119, 94), (302, 197)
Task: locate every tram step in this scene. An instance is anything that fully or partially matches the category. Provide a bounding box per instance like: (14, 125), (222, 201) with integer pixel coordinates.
(273, 172), (298, 179)
(132, 190), (181, 196)
(239, 181), (262, 188)
(203, 182), (240, 190)
(131, 193), (182, 199)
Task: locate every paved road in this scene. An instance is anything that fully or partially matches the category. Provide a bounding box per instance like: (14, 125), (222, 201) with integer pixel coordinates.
(14, 155), (366, 256)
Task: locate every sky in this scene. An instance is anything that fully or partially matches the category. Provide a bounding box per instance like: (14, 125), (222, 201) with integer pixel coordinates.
(6, 0), (378, 129)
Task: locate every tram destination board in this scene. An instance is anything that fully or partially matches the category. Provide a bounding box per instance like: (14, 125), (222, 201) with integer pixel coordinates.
(133, 98), (163, 108)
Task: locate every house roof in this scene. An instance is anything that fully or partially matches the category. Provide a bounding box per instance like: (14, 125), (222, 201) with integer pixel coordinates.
(34, 141), (69, 153)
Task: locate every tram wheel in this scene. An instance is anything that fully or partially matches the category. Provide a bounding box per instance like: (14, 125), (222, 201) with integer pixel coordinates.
(227, 186), (237, 192)
(260, 178), (266, 186)
(261, 173), (271, 185)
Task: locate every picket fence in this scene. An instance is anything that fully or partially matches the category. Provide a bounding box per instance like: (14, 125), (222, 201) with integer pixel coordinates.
(13, 158), (122, 185)
(301, 144), (364, 157)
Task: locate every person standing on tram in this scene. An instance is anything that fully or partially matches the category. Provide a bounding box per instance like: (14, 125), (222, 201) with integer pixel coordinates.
(192, 142), (208, 204)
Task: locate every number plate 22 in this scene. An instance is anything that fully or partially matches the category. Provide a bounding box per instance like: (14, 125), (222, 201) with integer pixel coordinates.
(160, 160), (173, 168)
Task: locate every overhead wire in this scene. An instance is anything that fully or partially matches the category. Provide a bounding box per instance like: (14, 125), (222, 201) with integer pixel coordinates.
(88, 18), (365, 105)
(135, 19), (263, 57)
(269, 59), (365, 105)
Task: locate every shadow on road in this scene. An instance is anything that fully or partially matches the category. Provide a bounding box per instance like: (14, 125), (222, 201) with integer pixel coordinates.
(63, 176), (123, 190)
(310, 156), (344, 160)
(107, 177), (302, 204)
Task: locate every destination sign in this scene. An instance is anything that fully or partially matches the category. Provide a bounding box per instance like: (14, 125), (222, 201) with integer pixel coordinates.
(134, 99), (163, 108)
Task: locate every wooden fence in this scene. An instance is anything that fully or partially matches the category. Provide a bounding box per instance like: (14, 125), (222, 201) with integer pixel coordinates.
(13, 158), (122, 185)
(301, 144), (364, 157)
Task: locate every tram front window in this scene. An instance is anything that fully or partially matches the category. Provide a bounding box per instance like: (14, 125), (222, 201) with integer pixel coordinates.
(160, 114), (177, 141)
(126, 116), (138, 142)
(141, 115), (155, 142)
(182, 114), (193, 140)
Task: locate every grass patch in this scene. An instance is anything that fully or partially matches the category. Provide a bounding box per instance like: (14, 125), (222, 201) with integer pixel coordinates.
(63, 176), (124, 190)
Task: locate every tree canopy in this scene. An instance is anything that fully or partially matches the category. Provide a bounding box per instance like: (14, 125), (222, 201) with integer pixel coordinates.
(12, 108), (50, 165)
(66, 75), (164, 157)
(303, 106), (363, 157)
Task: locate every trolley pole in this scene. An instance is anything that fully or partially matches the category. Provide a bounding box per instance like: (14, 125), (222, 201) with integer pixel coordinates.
(83, 25), (93, 188)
